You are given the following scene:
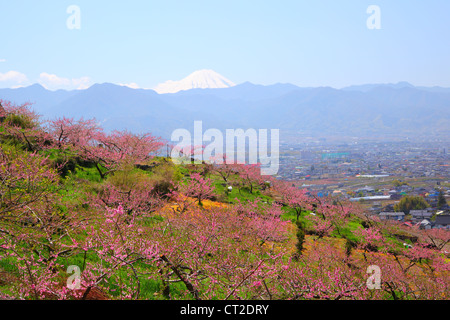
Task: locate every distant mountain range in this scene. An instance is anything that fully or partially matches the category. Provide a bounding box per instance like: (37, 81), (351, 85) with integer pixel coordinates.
(342, 81), (450, 94)
(1, 75), (449, 141)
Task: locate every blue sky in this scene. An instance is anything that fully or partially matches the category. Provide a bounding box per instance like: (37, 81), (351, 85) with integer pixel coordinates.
(0, 0), (449, 90)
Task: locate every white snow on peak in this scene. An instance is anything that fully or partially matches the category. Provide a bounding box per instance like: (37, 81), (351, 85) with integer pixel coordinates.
(153, 69), (235, 94)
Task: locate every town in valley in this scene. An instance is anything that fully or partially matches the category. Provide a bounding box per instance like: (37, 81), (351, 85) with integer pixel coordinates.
(277, 136), (450, 229)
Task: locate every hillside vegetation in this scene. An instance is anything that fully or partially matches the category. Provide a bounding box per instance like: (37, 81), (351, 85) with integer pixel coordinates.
(0, 100), (449, 300)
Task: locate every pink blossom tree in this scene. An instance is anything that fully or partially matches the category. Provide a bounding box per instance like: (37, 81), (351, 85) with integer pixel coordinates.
(170, 172), (216, 213)
(235, 163), (265, 194)
(48, 117), (165, 179)
(276, 182), (312, 221)
(0, 148), (82, 299)
(76, 205), (160, 300)
(96, 180), (164, 216)
(47, 117), (101, 150)
(0, 100), (51, 151)
(151, 201), (290, 300)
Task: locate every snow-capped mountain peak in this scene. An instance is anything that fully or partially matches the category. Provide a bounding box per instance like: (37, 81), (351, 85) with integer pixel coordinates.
(153, 69), (235, 94)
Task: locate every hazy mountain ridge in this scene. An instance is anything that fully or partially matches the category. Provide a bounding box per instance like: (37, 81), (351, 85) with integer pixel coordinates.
(1, 81), (449, 140)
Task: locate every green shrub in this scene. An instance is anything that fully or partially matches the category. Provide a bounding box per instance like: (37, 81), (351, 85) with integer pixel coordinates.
(4, 113), (35, 129)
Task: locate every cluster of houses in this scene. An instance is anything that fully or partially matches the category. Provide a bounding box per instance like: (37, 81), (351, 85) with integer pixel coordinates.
(376, 209), (450, 230)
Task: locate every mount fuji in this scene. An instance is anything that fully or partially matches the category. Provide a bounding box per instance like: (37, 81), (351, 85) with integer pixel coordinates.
(153, 69), (236, 94)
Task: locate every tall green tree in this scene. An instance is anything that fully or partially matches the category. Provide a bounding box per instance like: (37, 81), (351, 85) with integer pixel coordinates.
(394, 196), (429, 214)
(437, 191), (448, 209)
